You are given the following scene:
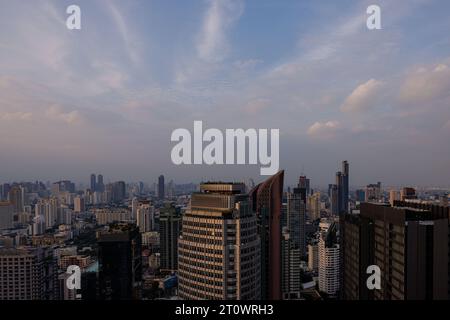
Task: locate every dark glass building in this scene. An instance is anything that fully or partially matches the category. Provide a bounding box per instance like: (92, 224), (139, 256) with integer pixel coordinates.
(98, 223), (142, 300)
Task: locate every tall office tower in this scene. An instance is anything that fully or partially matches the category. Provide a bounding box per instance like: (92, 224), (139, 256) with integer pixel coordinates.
(335, 172), (343, 213)
(350, 202), (448, 300)
(318, 222), (340, 296)
(308, 243), (319, 274)
(136, 203), (153, 233)
(74, 196), (85, 213)
(287, 189), (306, 256)
(400, 187), (417, 201)
(341, 213), (374, 300)
(391, 201), (450, 298)
(131, 197), (139, 220)
(250, 170), (284, 300)
(0, 247), (58, 300)
(98, 223), (142, 300)
(97, 174), (104, 192)
(159, 203), (181, 271)
(309, 192), (321, 221)
(158, 175), (165, 200)
(389, 189), (400, 206)
(117, 181), (126, 202)
(298, 176), (310, 196)
(330, 184), (339, 215)
(342, 161), (349, 213)
(281, 228), (301, 299)
(35, 198), (58, 228)
(0, 202), (14, 230)
(365, 182), (382, 202)
(178, 183), (261, 300)
(355, 189), (366, 202)
(8, 185), (24, 213)
(90, 174), (96, 191)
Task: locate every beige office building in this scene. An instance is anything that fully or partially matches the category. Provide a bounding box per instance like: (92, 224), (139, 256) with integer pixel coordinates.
(178, 183), (260, 300)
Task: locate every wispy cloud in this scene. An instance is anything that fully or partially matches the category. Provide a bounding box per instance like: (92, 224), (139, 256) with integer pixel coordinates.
(197, 0), (244, 63)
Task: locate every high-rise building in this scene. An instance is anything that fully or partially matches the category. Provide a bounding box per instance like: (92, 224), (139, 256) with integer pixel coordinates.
(400, 187), (417, 201)
(178, 183), (261, 300)
(389, 189), (400, 206)
(281, 228), (301, 299)
(136, 203), (154, 233)
(158, 175), (165, 200)
(307, 243), (319, 274)
(309, 192), (321, 221)
(318, 222), (340, 296)
(330, 184), (339, 215)
(343, 202), (448, 300)
(342, 161), (349, 213)
(286, 190), (306, 256)
(159, 203), (181, 271)
(335, 161), (349, 215)
(250, 170), (284, 300)
(98, 223), (142, 300)
(8, 185), (24, 213)
(298, 176), (310, 196)
(365, 182), (382, 202)
(0, 247), (58, 300)
(355, 189), (366, 202)
(97, 174), (104, 193)
(35, 198), (58, 229)
(74, 196), (85, 213)
(0, 202), (14, 230)
(90, 174), (96, 192)
(342, 213), (374, 300)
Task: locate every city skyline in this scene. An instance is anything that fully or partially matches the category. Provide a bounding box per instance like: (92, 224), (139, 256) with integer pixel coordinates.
(1, 0), (450, 186)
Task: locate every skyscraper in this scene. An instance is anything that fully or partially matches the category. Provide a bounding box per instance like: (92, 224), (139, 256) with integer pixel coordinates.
(318, 222), (340, 296)
(0, 247), (58, 300)
(0, 202), (14, 230)
(159, 203), (181, 271)
(136, 202), (154, 233)
(90, 174), (96, 192)
(97, 174), (104, 192)
(250, 170), (284, 300)
(343, 202), (448, 300)
(178, 183), (261, 300)
(342, 161), (349, 213)
(158, 175), (165, 200)
(98, 223), (142, 300)
(8, 186), (24, 213)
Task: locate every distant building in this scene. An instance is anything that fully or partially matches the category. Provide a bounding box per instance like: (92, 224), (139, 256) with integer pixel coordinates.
(74, 196), (85, 213)
(159, 203), (181, 271)
(0, 202), (14, 230)
(365, 182), (382, 202)
(8, 186), (24, 213)
(158, 175), (165, 200)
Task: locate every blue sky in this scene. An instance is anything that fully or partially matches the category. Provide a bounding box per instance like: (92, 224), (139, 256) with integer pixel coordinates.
(1, 0), (450, 187)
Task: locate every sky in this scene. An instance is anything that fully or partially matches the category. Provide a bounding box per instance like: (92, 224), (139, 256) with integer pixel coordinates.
(1, 0), (450, 188)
